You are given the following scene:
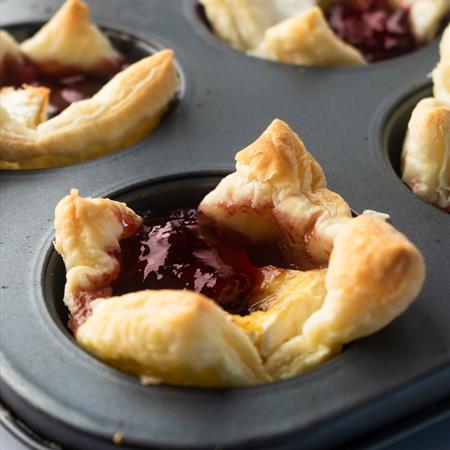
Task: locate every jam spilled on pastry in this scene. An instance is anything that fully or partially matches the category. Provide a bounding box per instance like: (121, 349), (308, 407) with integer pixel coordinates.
(1, 55), (128, 118)
(112, 208), (262, 315)
(327, 0), (419, 62)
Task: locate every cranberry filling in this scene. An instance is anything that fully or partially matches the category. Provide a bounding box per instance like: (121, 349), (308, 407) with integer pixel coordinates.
(1, 54), (128, 118)
(68, 206), (323, 331)
(112, 208), (264, 315)
(326, 0), (419, 62)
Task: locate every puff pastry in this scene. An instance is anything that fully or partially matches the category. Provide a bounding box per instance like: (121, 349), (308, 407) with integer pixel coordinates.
(0, 0), (178, 169)
(0, 50), (177, 168)
(199, 0), (277, 51)
(402, 25), (450, 211)
(201, 0), (449, 66)
(54, 119), (425, 387)
(20, 0), (122, 74)
(0, 86), (49, 127)
(251, 7), (366, 67)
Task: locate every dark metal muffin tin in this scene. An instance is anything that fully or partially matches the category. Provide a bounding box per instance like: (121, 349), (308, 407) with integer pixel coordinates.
(1, 0), (449, 448)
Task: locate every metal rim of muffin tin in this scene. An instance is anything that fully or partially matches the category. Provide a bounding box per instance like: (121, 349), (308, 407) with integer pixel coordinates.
(1, 1), (449, 449)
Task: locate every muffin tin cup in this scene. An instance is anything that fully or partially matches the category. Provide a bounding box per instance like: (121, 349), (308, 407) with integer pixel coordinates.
(1, 0), (449, 449)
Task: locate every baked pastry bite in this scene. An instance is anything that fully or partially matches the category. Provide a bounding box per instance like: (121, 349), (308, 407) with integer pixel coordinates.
(401, 24), (450, 212)
(200, 0), (449, 66)
(54, 119), (425, 387)
(20, 0), (122, 75)
(0, 0), (178, 169)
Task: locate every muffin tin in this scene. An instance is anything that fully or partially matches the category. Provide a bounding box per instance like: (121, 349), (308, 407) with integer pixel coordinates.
(1, 0), (449, 448)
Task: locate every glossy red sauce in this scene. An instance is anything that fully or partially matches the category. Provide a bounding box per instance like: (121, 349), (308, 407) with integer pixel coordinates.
(69, 207), (322, 330)
(1, 54), (127, 118)
(112, 208), (264, 315)
(327, 0), (419, 62)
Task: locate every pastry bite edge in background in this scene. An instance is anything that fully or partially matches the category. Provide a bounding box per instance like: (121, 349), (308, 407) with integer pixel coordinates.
(54, 119), (426, 387)
(199, 0), (450, 66)
(0, 0), (178, 169)
(401, 24), (450, 212)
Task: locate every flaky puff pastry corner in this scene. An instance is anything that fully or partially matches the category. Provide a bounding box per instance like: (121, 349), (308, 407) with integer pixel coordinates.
(251, 6), (366, 67)
(54, 189), (143, 319)
(266, 214), (424, 380)
(54, 120), (425, 387)
(20, 0), (122, 74)
(200, 118), (352, 264)
(0, 50), (177, 169)
(402, 25), (450, 211)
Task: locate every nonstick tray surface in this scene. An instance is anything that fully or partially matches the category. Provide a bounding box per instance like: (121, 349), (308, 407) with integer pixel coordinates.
(1, 1), (449, 449)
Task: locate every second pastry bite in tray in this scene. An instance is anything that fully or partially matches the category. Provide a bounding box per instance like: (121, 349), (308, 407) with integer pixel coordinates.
(401, 24), (450, 212)
(0, 0), (178, 169)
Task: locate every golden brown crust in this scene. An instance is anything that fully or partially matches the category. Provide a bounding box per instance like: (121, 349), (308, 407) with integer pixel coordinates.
(303, 215), (425, 346)
(77, 290), (270, 387)
(266, 213), (426, 378)
(0, 50), (177, 168)
(54, 189), (142, 317)
(200, 119), (352, 264)
(20, 0), (121, 73)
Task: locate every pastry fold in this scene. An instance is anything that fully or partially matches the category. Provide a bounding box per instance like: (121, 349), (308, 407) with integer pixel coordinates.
(55, 120), (425, 386)
(251, 7), (366, 67)
(0, 50), (177, 168)
(20, 0), (122, 74)
(200, 118), (353, 264)
(201, 0), (448, 67)
(402, 25), (450, 211)
(0, 0), (178, 169)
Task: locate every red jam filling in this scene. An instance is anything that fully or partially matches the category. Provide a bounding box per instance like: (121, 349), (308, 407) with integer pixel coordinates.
(1, 54), (127, 118)
(326, 0), (419, 63)
(69, 207), (323, 331)
(111, 208), (265, 315)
